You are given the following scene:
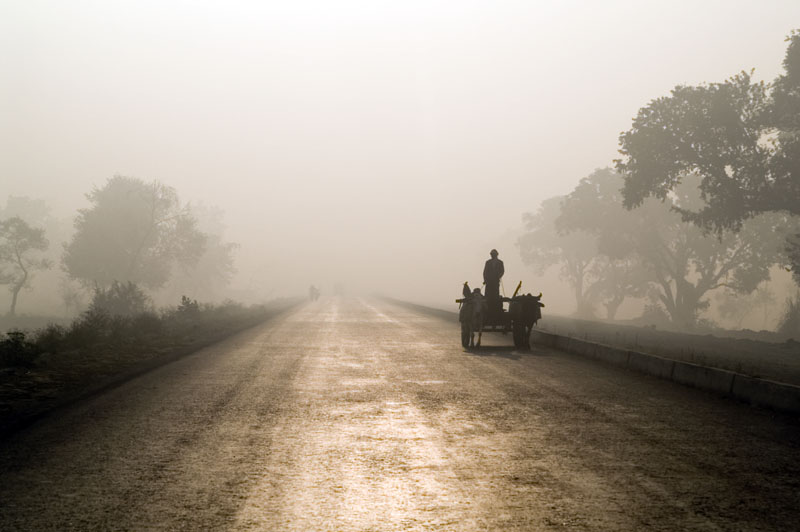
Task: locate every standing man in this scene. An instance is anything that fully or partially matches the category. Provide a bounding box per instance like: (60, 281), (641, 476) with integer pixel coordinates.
(483, 249), (504, 312)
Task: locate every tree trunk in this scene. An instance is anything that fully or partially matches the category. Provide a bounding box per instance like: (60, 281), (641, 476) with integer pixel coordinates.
(669, 282), (701, 330)
(9, 283), (21, 316)
(605, 295), (624, 321)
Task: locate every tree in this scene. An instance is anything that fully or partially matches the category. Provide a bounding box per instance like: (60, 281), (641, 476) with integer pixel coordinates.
(518, 197), (600, 317)
(518, 192), (646, 320)
(63, 176), (206, 290)
(162, 204), (238, 302)
(0, 217), (52, 315)
(555, 168), (652, 319)
(558, 169), (791, 329)
(616, 31), (800, 280)
(715, 282), (776, 330)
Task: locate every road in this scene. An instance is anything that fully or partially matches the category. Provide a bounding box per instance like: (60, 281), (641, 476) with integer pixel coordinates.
(1, 297), (799, 531)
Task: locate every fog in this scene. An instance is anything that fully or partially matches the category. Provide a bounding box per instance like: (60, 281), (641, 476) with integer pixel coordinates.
(2, 1), (799, 322)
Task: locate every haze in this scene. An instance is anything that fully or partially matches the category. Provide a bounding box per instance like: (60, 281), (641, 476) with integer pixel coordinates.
(2, 0), (799, 310)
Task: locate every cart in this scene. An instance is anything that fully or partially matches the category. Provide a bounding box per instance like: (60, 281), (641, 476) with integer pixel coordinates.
(457, 282), (544, 349)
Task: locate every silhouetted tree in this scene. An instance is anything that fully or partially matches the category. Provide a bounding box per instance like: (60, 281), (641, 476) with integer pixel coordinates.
(559, 169), (792, 328)
(163, 204), (238, 301)
(518, 194), (646, 319)
(556, 168), (652, 319)
(0, 217), (52, 315)
(518, 197), (599, 317)
(616, 31), (800, 281)
(63, 176), (206, 290)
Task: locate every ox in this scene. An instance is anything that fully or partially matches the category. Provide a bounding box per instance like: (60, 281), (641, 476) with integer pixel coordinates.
(459, 288), (488, 348)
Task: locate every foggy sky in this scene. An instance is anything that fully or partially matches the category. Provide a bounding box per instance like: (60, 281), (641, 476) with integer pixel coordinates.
(2, 0), (799, 306)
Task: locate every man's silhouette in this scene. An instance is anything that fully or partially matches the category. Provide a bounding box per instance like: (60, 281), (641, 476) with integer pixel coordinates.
(483, 249), (504, 312)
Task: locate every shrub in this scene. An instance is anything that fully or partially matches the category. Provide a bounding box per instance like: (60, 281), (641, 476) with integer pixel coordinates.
(178, 295), (199, 314)
(90, 281), (152, 317)
(34, 324), (67, 354)
(107, 315), (132, 344)
(65, 308), (110, 348)
(130, 312), (163, 338)
(0, 330), (39, 367)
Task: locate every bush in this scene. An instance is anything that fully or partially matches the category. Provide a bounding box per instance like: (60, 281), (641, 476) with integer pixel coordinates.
(34, 324), (66, 354)
(130, 312), (163, 339)
(65, 308), (110, 348)
(90, 281), (152, 317)
(0, 330), (39, 367)
(178, 295), (199, 314)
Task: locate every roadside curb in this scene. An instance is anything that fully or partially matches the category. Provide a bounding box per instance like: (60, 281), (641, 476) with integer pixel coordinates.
(529, 329), (800, 414)
(381, 297), (800, 415)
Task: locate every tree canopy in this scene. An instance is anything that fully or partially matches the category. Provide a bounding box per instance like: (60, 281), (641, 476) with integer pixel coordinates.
(616, 31), (800, 280)
(535, 168), (791, 328)
(517, 187), (649, 320)
(163, 204), (238, 302)
(63, 176), (206, 290)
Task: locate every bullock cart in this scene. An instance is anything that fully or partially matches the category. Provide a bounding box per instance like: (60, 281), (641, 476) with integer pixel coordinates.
(456, 281), (544, 349)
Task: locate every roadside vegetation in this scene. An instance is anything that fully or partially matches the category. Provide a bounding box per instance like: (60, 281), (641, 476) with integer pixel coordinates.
(0, 174), (288, 435)
(0, 286), (297, 434)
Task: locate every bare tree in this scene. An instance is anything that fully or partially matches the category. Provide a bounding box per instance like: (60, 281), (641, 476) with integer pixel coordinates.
(0, 217), (52, 315)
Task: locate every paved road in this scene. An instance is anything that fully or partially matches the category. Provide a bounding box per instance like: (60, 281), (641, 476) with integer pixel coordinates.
(1, 297), (799, 531)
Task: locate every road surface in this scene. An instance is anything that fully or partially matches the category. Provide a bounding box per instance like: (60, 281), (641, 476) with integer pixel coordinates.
(1, 297), (799, 531)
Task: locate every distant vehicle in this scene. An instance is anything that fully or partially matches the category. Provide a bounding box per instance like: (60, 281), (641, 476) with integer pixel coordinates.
(456, 281), (544, 349)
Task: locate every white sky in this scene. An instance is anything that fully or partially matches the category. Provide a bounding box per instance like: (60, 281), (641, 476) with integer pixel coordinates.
(2, 0), (799, 302)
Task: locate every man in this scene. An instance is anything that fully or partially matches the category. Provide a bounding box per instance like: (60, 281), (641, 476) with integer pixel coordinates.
(483, 249), (504, 312)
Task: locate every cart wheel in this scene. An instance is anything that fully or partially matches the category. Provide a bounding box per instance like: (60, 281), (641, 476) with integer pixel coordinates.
(461, 322), (470, 348)
(512, 321), (526, 348)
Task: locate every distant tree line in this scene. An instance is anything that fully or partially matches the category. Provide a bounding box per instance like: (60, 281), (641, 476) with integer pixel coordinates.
(0, 176), (237, 316)
(519, 32), (800, 330)
(519, 168), (796, 329)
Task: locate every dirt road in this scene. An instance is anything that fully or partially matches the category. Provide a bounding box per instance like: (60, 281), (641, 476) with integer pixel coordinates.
(1, 297), (799, 531)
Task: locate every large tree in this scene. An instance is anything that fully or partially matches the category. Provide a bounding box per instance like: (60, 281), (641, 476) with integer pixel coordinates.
(518, 197), (599, 317)
(616, 31), (800, 280)
(517, 194), (646, 319)
(163, 204), (238, 301)
(0, 217), (52, 315)
(559, 169), (792, 328)
(63, 176), (206, 290)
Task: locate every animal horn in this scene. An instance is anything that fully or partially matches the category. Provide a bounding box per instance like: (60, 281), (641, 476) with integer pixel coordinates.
(538, 292), (542, 298)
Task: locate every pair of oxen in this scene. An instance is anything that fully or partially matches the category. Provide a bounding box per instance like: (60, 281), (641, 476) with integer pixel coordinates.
(457, 283), (544, 349)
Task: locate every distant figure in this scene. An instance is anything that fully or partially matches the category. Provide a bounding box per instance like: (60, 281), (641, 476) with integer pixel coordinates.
(309, 285), (320, 301)
(483, 249), (504, 311)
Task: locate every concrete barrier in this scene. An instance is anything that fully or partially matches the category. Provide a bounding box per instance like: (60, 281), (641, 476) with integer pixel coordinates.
(530, 330), (558, 348)
(554, 335), (571, 352)
(672, 361), (736, 395)
(566, 338), (597, 358)
(628, 351), (675, 380)
(593, 344), (630, 366)
(731, 375), (800, 413)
